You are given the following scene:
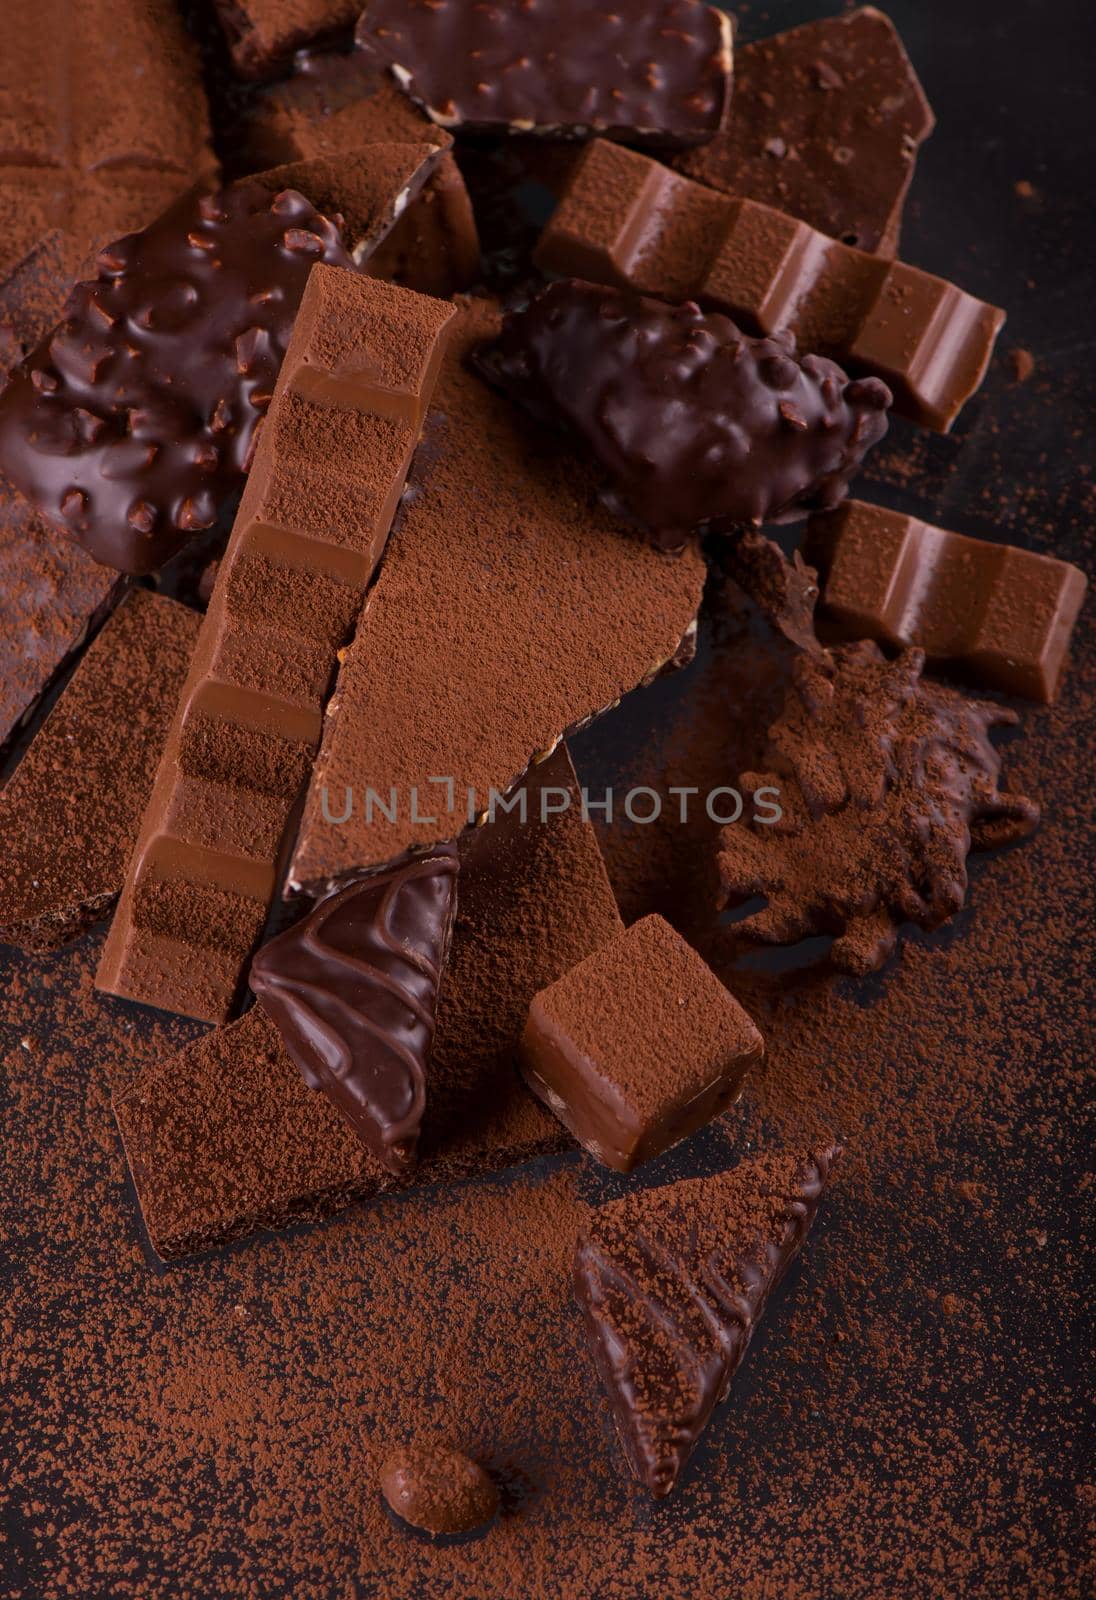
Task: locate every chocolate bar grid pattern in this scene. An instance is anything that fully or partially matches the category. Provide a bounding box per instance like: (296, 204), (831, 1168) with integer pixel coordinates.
(96, 266), (454, 1024)
(805, 501), (1088, 704)
(537, 139), (1005, 432)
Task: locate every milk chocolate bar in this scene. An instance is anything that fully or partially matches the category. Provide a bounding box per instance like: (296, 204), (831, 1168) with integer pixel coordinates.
(538, 139), (1005, 431)
(250, 846), (460, 1172)
(805, 502), (1088, 703)
(478, 280), (891, 541)
(356, 0), (732, 146)
(0, 485), (122, 753)
(213, 0), (359, 79)
(574, 1147), (839, 1497)
(0, 591), (199, 952)
(113, 747), (623, 1260)
(674, 7), (935, 254)
(286, 297), (706, 892)
(520, 915), (764, 1172)
(96, 267), (455, 1025)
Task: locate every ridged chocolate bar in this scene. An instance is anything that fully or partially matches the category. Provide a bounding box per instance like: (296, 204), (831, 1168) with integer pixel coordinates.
(805, 501), (1088, 703)
(537, 139), (1004, 431)
(95, 266), (455, 1024)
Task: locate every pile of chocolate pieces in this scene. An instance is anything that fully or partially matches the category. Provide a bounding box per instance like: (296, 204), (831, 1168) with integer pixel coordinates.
(0, 1), (1086, 1509)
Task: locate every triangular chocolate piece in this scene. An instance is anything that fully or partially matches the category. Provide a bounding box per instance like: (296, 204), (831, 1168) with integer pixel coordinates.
(574, 1146), (839, 1497)
(250, 846), (459, 1174)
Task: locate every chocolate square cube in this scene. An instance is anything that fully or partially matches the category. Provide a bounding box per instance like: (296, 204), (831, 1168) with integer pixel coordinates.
(519, 915), (763, 1172)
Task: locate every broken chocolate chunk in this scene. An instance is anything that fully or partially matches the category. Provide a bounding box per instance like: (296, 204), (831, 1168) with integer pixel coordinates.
(721, 529), (822, 655)
(250, 847), (460, 1173)
(717, 642), (1040, 974)
(0, 181), (355, 575)
(575, 1146), (840, 1497)
(478, 281), (891, 544)
(520, 914), (763, 1172)
(357, 0), (732, 146)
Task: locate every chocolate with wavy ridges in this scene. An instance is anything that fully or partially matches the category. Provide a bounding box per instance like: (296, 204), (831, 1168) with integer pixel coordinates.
(250, 847), (459, 1173)
(478, 280), (891, 546)
(574, 1146), (840, 1497)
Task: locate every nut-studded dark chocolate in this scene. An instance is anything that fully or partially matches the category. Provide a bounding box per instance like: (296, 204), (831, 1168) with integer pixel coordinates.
(0, 182), (355, 575)
(477, 280), (891, 544)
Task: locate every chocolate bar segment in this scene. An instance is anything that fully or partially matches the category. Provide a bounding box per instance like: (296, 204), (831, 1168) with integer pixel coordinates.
(674, 7), (935, 254)
(574, 1146), (839, 1496)
(96, 266), (455, 1024)
(357, 0), (732, 146)
(478, 280), (891, 542)
(287, 296), (706, 891)
(520, 915), (764, 1172)
(805, 501), (1088, 703)
(250, 846), (460, 1173)
(0, 183), (355, 575)
(0, 485), (122, 753)
(0, 590), (199, 952)
(113, 747), (623, 1259)
(213, 0), (359, 79)
(537, 139), (1004, 432)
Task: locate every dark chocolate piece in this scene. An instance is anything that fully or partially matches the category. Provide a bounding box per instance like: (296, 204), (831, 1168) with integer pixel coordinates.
(95, 267), (456, 1025)
(212, 0), (359, 79)
(720, 529), (822, 655)
(112, 747), (622, 1259)
(575, 1146), (839, 1497)
(0, 484), (123, 753)
(356, 0), (732, 146)
(0, 591), (200, 952)
(287, 296), (705, 892)
(379, 1444), (498, 1536)
(674, 7), (935, 254)
(804, 501), (1088, 704)
(0, 182), (354, 575)
(717, 641), (1041, 975)
(250, 847), (459, 1173)
(536, 139), (1004, 432)
(478, 280), (891, 544)
(520, 914), (763, 1172)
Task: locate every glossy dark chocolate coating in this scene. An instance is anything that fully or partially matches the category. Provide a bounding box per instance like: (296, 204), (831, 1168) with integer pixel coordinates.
(250, 848), (459, 1173)
(574, 1147), (838, 1497)
(0, 183), (354, 575)
(478, 280), (891, 541)
(357, 0), (731, 145)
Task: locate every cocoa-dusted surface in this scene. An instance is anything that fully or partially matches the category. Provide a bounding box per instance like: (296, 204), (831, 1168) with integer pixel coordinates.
(0, 182), (355, 575)
(0, 591), (199, 953)
(357, 0), (732, 146)
(479, 280), (891, 540)
(250, 846), (460, 1173)
(521, 914), (763, 1172)
(1, 4), (1090, 1596)
(287, 296), (706, 890)
(110, 747), (619, 1260)
(0, 484), (122, 753)
(574, 1146), (837, 1496)
(673, 7), (935, 254)
(805, 500), (1088, 703)
(0, 0), (215, 361)
(212, 0), (358, 78)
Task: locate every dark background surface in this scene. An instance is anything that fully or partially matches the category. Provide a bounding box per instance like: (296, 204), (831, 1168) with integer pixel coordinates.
(2, 3), (1092, 1597)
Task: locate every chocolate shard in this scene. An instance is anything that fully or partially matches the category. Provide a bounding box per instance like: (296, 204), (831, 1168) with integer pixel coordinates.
(286, 296), (706, 892)
(95, 267), (456, 1025)
(673, 7), (935, 255)
(574, 1146), (840, 1497)
(0, 590), (199, 952)
(250, 846), (460, 1173)
(212, 0), (359, 80)
(805, 501), (1088, 704)
(0, 181), (355, 575)
(721, 529), (822, 656)
(717, 642), (1041, 975)
(478, 280), (891, 545)
(112, 747), (623, 1260)
(356, 0), (733, 147)
(536, 139), (1004, 432)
